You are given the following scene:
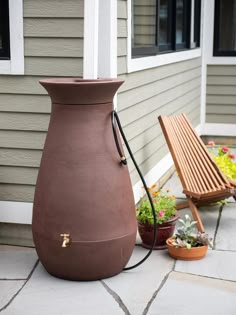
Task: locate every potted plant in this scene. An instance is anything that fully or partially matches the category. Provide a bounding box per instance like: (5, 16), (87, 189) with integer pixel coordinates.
(136, 185), (178, 249)
(207, 141), (236, 181)
(166, 214), (213, 260)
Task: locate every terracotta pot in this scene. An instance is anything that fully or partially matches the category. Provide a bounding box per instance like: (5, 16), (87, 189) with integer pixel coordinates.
(138, 214), (178, 250)
(32, 78), (137, 281)
(166, 238), (208, 260)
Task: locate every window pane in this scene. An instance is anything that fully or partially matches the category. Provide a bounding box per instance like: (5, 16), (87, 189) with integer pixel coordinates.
(132, 0), (157, 48)
(159, 0), (171, 46)
(176, 0), (184, 45)
(218, 0), (236, 52)
(194, 0), (201, 48)
(0, 0), (10, 59)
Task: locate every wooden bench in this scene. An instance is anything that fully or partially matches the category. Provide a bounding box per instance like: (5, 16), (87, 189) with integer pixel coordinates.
(158, 113), (236, 232)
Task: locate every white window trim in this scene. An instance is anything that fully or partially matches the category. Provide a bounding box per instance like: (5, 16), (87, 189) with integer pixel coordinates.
(205, 0), (236, 65)
(127, 0), (202, 73)
(0, 0), (24, 75)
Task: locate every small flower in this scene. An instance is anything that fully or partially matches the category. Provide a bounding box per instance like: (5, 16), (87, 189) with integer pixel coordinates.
(152, 199), (157, 203)
(151, 184), (157, 189)
(228, 153), (235, 160)
(221, 146), (229, 153)
(208, 141), (215, 146)
(158, 211), (164, 217)
(152, 191), (159, 197)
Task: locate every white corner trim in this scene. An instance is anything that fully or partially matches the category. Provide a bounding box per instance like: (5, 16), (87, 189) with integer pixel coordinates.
(0, 201), (32, 224)
(98, 0), (117, 78)
(97, 0), (117, 109)
(132, 153), (174, 204)
(0, 0), (24, 75)
(83, 0), (99, 79)
(202, 123), (236, 137)
(200, 0), (207, 133)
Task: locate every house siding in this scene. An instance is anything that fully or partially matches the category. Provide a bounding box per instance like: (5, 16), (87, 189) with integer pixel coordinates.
(0, 0), (84, 202)
(206, 65), (236, 124)
(117, 0), (201, 185)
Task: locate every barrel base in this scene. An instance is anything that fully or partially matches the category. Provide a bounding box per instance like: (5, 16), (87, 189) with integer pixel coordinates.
(33, 231), (137, 281)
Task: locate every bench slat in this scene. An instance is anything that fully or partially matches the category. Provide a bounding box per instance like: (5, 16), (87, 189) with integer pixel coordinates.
(158, 113), (236, 232)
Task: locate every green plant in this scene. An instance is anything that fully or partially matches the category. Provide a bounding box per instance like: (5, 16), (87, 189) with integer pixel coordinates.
(207, 142), (236, 180)
(136, 184), (177, 224)
(170, 214), (213, 249)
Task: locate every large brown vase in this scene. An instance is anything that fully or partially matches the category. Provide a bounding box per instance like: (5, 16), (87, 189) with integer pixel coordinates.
(32, 78), (137, 281)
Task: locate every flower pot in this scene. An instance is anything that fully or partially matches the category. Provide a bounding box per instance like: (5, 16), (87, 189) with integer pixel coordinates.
(166, 238), (208, 260)
(138, 214), (178, 250)
(32, 78), (137, 281)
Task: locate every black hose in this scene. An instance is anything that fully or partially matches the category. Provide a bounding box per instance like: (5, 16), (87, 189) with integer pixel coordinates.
(111, 110), (157, 270)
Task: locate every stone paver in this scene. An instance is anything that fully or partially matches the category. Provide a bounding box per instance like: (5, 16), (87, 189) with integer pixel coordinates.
(0, 246), (38, 279)
(0, 281), (25, 311)
(148, 271), (236, 315)
(104, 246), (174, 315)
(1, 264), (124, 315)
(175, 250), (236, 281)
(215, 203), (236, 251)
(162, 172), (185, 199)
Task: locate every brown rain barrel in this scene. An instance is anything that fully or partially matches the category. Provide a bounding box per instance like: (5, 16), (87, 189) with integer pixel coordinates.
(32, 78), (137, 281)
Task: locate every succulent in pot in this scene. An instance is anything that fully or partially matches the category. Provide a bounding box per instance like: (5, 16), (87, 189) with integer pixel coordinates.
(166, 214), (213, 260)
(136, 185), (178, 249)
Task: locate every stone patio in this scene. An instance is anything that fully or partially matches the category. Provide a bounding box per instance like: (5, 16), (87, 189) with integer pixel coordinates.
(1, 172), (236, 315)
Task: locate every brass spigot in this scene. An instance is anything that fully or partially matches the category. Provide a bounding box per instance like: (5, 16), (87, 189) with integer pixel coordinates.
(60, 234), (71, 248)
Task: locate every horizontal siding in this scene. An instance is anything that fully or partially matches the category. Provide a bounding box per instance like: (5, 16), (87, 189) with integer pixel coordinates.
(0, 113), (50, 131)
(206, 65), (236, 124)
(118, 0), (127, 19)
(24, 0), (84, 18)
(118, 0), (128, 74)
(24, 18), (83, 38)
(25, 57), (83, 76)
(0, 131), (46, 150)
(25, 38), (83, 57)
(0, 167), (38, 185)
(0, 149), (42, 167)
(0, 184), (35, 202)
(0, 94), (51, 113)
(0, 0), (84, 202)
(117, 58), (201, 185)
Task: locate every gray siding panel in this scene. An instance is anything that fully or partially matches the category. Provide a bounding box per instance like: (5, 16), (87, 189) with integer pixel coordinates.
(24, 18), (83, 38)
(116, 1), (201, 186)
(25, 57), (83, 76)
(0, 94), (51, 113)
(206, 65), (236, 124)
(25, 38), (84, 57)
(24, 0), (84, 18)
(117, 58), (201, 185)
(0, 184), (35, 202)
(0, 0), (84, 202)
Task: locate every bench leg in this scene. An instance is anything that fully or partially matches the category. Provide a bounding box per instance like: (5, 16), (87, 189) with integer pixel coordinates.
(187, 198), (205, 233)
(176, 201), (189, 210)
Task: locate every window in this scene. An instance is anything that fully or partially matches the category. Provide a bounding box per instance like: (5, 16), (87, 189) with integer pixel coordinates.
(214, 0), (236, 56)
(132, 0), (201, 58)
(0, 0), (10, 59)
(0, 0), (24, 74)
